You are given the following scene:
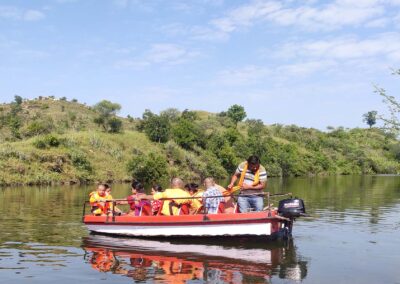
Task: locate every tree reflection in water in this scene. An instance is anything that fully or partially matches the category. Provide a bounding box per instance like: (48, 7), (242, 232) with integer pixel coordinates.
(82, 235), (308, 283)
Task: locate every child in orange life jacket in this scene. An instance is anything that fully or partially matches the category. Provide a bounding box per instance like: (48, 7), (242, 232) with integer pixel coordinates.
(89, 184), (109, 216)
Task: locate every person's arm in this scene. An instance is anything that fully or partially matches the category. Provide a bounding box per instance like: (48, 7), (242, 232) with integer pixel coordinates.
(227, 173), (240, 190)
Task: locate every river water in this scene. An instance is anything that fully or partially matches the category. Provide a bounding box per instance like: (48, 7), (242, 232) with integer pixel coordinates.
(0, 176), (399, 283)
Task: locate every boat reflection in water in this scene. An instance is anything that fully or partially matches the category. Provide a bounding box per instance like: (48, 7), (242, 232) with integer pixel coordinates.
(82, 235), (308, 283)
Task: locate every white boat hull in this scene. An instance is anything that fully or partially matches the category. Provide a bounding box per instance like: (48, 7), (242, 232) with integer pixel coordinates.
(87, 222), (272, 237)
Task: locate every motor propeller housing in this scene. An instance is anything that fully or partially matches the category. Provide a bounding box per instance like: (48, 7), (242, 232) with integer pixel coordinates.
(278, 198), (306, 218)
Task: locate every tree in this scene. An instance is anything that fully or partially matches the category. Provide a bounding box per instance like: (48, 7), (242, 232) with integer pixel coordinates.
(14, 95), (23, 105)
(160, 108), (180, 122)
(171, 118), (205, 150)
(226, 104), (246, 125)
(144, 115), (171, 143)
(363, 111), (377, 128)
(108, 117), (123, 133)
(181, 109), (198, 120)
(375, 68), (400, 132)
(93, 100), (122, 133)
(127, 152), (168, 183)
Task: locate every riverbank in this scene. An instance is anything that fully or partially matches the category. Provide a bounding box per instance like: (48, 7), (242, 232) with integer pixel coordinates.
(1, 99), (400, 187)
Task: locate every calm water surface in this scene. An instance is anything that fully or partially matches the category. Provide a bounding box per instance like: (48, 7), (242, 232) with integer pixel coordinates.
(0, 176), (399, 283)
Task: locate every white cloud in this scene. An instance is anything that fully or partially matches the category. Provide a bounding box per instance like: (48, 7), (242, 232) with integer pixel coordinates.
(217, 60), (337, 86)
(0, 6), (20, 20)
(23, 10), (45, 21)
(206, 0), (400, 38)
(365, 17), (390, 27)
(211, 1), (282, 33)
(275, 32), (400, 61)
(217, 65), (270, 85)
(115, 43), (200, 68)
(0, 6), (45, 21)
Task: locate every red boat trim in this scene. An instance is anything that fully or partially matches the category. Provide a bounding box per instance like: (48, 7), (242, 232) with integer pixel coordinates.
(84, 213), (284, 226)
(84, 218), (280, 227)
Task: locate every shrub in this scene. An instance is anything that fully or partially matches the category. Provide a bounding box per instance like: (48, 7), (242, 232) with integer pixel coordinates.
(70, 151), (92, 172)
(127, 152), (168, 184)
(32, 135), (60, 149)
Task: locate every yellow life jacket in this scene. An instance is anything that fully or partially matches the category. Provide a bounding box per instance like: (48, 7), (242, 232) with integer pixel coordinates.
(229, 162), (260, 194)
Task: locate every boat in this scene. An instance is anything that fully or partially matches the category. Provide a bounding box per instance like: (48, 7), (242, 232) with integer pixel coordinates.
(83, 193), (306, 239)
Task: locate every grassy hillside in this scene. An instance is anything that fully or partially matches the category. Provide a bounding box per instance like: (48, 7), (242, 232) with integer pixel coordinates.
(0, 97), (399, 186)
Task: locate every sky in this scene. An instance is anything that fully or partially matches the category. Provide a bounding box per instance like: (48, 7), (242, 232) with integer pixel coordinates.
(1, 0), (400, 129)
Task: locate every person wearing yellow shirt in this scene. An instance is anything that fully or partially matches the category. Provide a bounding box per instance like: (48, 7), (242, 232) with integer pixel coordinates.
(89, 184), (109, 216)
(153, 178), (201, 215)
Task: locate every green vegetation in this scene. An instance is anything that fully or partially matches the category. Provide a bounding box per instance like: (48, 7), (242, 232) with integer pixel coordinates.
(0, 96), (399, 186)
(363, 111), (377, 128)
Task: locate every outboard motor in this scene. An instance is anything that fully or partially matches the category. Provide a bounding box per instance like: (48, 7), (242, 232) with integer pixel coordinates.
(278, 198), (306, 219)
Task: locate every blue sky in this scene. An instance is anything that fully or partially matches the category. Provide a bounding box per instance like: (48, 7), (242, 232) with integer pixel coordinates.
(1, 0), (400, 129)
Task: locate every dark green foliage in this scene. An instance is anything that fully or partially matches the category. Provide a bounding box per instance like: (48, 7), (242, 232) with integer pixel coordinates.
(160, 108), (180, 122)
(246, 119), (267, 137)
(127, 152), (168, 183)
(70, 151), (92, 172)
(14, 95), (23, 105)
(25, 120), (53, 137)
(33, 135), (60, 149)
(93, 100), (122, 133)
(181, 109), (198, 120)
(226, 104), (247, 125)
(60, 97), (67, 101)
(8, 116), (22, 139)
(144, 115), (171, 143)
(363, 111), (377, 128)
(108, 117), (123, 133)
(171, 118), (205, 150)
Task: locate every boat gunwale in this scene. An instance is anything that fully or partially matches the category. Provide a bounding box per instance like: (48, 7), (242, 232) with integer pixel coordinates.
(84, 211), (289, 226)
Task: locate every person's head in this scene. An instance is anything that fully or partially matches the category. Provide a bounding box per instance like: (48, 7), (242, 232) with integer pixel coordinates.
(132, 182), (145, 194)
(171, 177), (184, 189)
(203, 177), (215, 189)
(247, 155), (260, 173)
(97, 183), (108, 196)
(185, 183), (199, 195)
(105, 184), (112, 195)
(131, 179), (139, 190)
(151, 184), (163, 195)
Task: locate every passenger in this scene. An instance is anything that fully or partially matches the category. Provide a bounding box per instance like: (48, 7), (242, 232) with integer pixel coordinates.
(202, 177), (225, 214)
(184, 183), (205, 214)
(185, 183), (204, 198)
(212, 183), (236, 213)
(153, 178), (201, 215)
(89, 183), (109, 216)
(105, 185), (122, 216)
(227, 155), (267, 212)
(127, 182), (151, 216)
(151, 184), (164, 215)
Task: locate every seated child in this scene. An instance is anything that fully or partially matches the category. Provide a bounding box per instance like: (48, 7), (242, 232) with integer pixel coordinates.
(151, 184), (164, 215)
(105, 185), (122, 216)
